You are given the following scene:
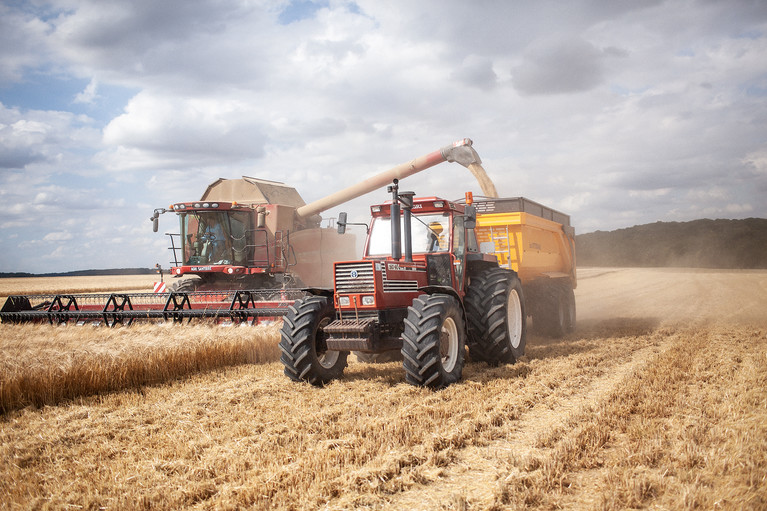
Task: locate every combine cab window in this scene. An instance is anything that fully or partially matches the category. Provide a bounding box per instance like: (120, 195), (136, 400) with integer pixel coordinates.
(179, 211), (252, 265)
(367, 213), (450, 256)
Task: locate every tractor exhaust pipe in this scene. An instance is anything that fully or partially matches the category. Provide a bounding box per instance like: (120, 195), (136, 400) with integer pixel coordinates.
(389, 180), (401, 261)
(295, 138), (482, 219)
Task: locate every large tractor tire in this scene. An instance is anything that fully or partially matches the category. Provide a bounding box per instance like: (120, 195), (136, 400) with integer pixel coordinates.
(401, 294), (466, 388)
(279, 296), (348, 386)
(534, 281), (576, 338)
(465, 267), (526, 365)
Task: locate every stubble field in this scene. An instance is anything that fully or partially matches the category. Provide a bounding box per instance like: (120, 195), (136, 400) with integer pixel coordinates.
(1, 268), (766, 510)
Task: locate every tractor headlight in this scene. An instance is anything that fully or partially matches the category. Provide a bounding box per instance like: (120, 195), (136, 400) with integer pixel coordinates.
(338, 296), (350, 306)
(362, 295), (375, 306)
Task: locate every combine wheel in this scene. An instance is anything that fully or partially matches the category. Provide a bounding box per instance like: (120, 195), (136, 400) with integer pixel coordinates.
(465, 267), (526, 364)
(401, 294), (465, 388)
(279, 296), (348, 385)
(169, 277), (200, 293)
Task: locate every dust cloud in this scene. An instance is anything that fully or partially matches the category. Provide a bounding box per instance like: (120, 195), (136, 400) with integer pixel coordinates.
(575, 267), (767, 328)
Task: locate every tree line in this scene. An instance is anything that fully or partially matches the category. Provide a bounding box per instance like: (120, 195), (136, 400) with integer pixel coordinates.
(576, 218), (767, 269)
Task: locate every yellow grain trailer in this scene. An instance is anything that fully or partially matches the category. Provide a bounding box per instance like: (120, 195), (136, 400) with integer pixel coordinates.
(474, 197), (576, 337)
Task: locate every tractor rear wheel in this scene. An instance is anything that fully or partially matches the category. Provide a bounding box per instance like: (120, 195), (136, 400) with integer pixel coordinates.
(401, 294), (465, 388)
(279, 296), (348, 385)
(465, 267), (526, 365)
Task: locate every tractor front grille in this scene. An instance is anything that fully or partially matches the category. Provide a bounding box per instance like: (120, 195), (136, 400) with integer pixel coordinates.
(335, 262), (375, 293)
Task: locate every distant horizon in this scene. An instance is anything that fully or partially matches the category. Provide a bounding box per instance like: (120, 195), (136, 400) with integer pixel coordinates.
(2, 216), (766, 275)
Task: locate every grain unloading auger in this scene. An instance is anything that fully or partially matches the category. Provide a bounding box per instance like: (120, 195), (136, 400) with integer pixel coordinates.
(1, 139), (485, 326)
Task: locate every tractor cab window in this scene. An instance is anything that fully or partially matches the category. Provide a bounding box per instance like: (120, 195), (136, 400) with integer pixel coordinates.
(367, 213), (450, 256)
(179, 211), (252, 265)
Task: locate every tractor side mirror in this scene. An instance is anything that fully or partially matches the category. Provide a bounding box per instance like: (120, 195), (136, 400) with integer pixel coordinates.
(464, 205), (477, 230)
(337, 212), (347, 234)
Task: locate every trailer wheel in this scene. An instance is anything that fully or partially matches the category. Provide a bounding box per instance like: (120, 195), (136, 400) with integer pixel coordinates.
(401, 294), (465, 388)
(465, 267), (526, 365)
(279, 296), (348, 385)
(535, 282), (575, 338)
(564, 285), (576, 333)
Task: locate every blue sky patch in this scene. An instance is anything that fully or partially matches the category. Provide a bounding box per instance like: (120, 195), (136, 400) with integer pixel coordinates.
(0, 73), (138, 124)
(278, 0), (329, 24)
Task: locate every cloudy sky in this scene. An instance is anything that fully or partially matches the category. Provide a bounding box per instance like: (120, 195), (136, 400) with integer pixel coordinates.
(1, 0), (766, 273)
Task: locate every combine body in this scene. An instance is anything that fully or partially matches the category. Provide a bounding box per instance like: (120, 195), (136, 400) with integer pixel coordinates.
(157, 177), (355, 291)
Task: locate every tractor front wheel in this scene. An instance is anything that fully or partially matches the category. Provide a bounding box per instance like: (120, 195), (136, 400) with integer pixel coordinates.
(279, 296), (348, 385)
(402, 294), (466, 388)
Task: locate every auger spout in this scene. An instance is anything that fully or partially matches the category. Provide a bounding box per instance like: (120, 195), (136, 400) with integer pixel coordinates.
(295, 138), (484, 219)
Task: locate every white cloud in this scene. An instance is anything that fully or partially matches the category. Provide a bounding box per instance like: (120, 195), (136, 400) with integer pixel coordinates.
(74, 78), (99, 104)
(0, 103), (101, 170)
(43, 231), (73, 241)
(744, 150), (767, 175)
(512, 37), (609, 95)
(101, 92), (269, 166)
(0, 3), (51, 82)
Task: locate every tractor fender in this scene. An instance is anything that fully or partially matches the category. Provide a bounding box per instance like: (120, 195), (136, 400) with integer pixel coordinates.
(418, 285), (463, 305)
(302, 287), (334, 298)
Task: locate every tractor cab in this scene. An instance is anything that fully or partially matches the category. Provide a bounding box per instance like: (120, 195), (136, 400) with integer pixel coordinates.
(324, 179), (498, 352)
(361, 193), (483, 294)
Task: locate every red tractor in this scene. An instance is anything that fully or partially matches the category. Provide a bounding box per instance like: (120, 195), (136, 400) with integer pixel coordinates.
(279, 180), (526, 388)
